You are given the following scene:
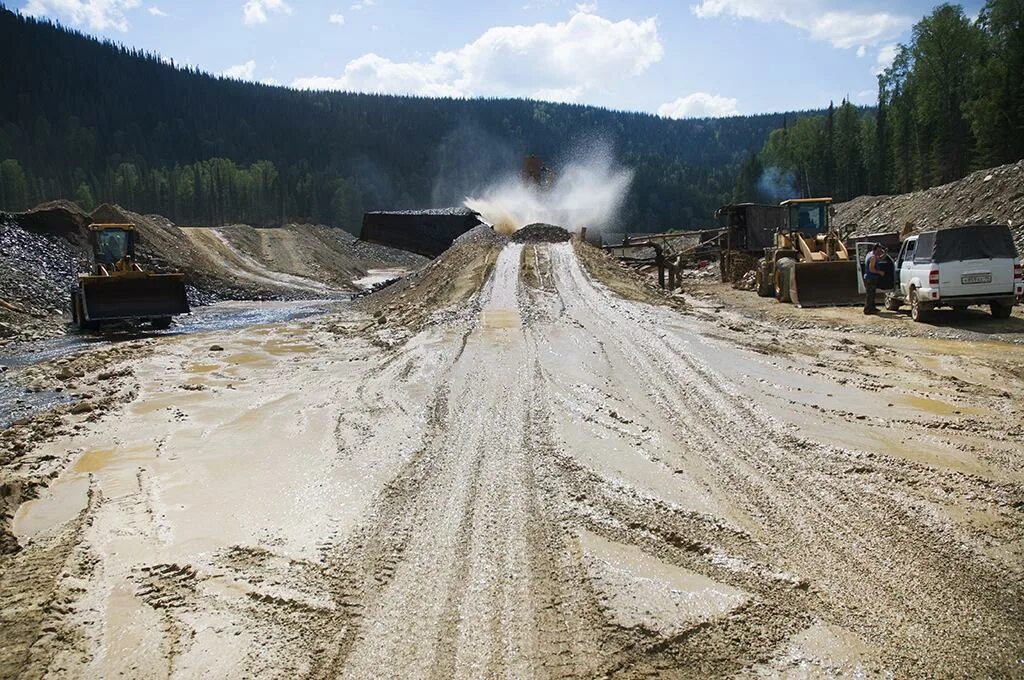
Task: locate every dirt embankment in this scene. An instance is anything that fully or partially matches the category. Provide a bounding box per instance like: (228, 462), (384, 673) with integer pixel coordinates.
(0, 201), (423, 345)
(836, 160), (1024, 251)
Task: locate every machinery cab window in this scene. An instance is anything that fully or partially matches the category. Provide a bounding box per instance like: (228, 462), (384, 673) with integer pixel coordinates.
(95, 228), (132, 265)
(791, 204), (824, 234)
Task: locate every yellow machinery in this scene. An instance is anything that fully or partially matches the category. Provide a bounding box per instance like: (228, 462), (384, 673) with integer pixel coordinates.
(523, 155), (555, 189)
(756, 198), (860, 307)
(70, 223), (189, 331)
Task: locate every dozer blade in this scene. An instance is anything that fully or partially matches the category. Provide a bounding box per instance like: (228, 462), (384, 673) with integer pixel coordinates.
(80, 273), (190, 321)
(790, 261), (861, 308)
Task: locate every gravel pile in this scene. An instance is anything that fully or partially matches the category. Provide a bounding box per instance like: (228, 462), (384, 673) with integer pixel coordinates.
(454, 224), (506, 247)
(321, 225), (428, 268)
(0, 213), (79, 339)
(836, 160), (1024, 253)
(512, 223), (571, 243)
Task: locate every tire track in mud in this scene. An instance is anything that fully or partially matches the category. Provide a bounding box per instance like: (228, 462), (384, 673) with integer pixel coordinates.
(298, 243), (820, 678)
(543, 242), (1023, 675)
(7, 240), (1020, 677)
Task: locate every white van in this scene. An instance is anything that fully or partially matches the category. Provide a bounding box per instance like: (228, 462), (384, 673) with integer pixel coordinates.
(883, 224), (1022, 321)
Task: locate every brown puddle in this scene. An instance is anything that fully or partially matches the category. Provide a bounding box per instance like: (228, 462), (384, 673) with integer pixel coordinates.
(896, 395), (983, 417)
(481, 309), (521, 330)
(187, 363), (222, 373)
(264, 341), (316, 356)
(224, 351), (273, 365)
(14, 444), (156, 538)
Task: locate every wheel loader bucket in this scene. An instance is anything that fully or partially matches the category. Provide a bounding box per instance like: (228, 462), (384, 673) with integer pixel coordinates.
(79, 273), (190, 321)
(789, 261), (861, 308)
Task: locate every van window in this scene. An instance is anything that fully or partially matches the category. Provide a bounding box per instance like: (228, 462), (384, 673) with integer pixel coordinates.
(903, 240), (916, 262)
(913, 232), (935, 264)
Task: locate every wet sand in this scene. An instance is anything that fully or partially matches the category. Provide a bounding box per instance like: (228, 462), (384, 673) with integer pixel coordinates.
(1, 239), (1022, 677)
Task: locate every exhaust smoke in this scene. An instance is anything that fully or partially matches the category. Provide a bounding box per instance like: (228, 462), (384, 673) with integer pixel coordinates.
(464, 143), (633, 237)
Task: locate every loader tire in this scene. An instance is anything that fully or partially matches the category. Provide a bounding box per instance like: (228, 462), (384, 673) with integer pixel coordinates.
(775, 257), (795, 304)
(150, 316), (173, 330)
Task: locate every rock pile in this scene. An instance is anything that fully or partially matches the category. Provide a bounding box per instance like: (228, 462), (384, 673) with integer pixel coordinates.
(836, 160), (1024, 253)
(0, 213), (79, 340)
(511, 223), (571, 243)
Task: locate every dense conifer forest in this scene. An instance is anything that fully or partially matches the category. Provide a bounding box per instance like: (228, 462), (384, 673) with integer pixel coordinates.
(0, 5), (814, 231)
(737, 1), (1023, 205)
(2, 2), (1018, 232)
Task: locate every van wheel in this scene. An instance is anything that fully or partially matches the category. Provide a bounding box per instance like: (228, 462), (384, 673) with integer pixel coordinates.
(884, 292), (901, 311)
(150, 317), (173, 330)
(910, 288), (930, 322)
(990, 302), (1013, 319)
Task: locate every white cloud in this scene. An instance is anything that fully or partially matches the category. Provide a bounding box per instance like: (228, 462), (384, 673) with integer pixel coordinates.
(243, 0), (291, 26)
(350, 0), (375, 9)
(148, 5), (167, 17)
(329, 12), (345, 24)
(691, 0), (911, 51)
(222, 59), (257, 80)
(856, 45), (866, 58)
(657, 92), (739, 119)
(23, 0), (142, 31)
(874, 43), (899, 74)
(292, 10), (662, 102)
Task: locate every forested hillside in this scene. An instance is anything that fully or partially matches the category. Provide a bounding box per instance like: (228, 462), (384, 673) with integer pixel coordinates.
(0, 6), (817, 232)
(737, 0), (1023, 205)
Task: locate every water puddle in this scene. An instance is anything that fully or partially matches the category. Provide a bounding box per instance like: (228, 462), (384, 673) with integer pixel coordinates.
(896, 395), (982, 417)
(186, 363), (221, 374)
(481, 309), (521, 330)
(14, 443), (156, 538)
(264, 341), (316, 356)
(479, 244), (524, 331)
(0, 378), (74, 428)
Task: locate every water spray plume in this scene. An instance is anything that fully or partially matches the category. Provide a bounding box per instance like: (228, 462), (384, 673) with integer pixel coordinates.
(464, 144), (633, 236)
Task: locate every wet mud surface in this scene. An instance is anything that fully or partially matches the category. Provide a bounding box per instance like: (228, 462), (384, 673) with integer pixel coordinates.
(1, 239), (1022, 678)
(0, 300), (340, 427)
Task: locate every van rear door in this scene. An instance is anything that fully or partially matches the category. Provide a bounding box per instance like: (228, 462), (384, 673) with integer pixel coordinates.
(932, 225), (1018, 298)
(939, 258), (1014, 297)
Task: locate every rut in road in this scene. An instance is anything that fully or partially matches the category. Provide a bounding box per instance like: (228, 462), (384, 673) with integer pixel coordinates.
(21, 239), (1017, 678)
(275, 241), (1020, 678)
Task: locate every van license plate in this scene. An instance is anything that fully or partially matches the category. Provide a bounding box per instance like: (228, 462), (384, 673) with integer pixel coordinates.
(961, 273), (992, 284)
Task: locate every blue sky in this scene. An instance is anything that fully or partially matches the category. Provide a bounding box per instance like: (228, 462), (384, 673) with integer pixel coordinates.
(17, 0), (983, 116)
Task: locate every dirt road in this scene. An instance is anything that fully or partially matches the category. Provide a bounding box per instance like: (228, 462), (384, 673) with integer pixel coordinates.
(2, 238), (1022, 678)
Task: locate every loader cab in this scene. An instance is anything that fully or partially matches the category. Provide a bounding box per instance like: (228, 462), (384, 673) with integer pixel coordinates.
(89, 224), (136, 268)
(780, 198), (834, 236)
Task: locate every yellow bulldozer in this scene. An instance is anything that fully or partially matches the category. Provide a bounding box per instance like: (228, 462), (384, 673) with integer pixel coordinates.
(754, 198), (860, 307)
(70, 223), (189, 331)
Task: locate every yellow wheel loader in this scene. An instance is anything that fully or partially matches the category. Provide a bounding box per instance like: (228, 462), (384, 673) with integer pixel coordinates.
(757, 198), (861, 307)
(70, 223), (190, 331)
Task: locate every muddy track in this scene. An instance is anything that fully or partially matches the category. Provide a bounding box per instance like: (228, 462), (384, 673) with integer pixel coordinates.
(1, 240), (1021, 677)
(179, 227), (340, 297)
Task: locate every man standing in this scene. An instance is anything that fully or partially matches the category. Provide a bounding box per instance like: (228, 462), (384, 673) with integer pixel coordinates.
(863, 244), (885, 314)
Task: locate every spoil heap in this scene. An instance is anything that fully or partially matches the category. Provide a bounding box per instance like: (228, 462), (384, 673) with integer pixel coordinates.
(836, 161), (1024, 252)
(0, 212), (80, 341)
(511, 223), (571, 243)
